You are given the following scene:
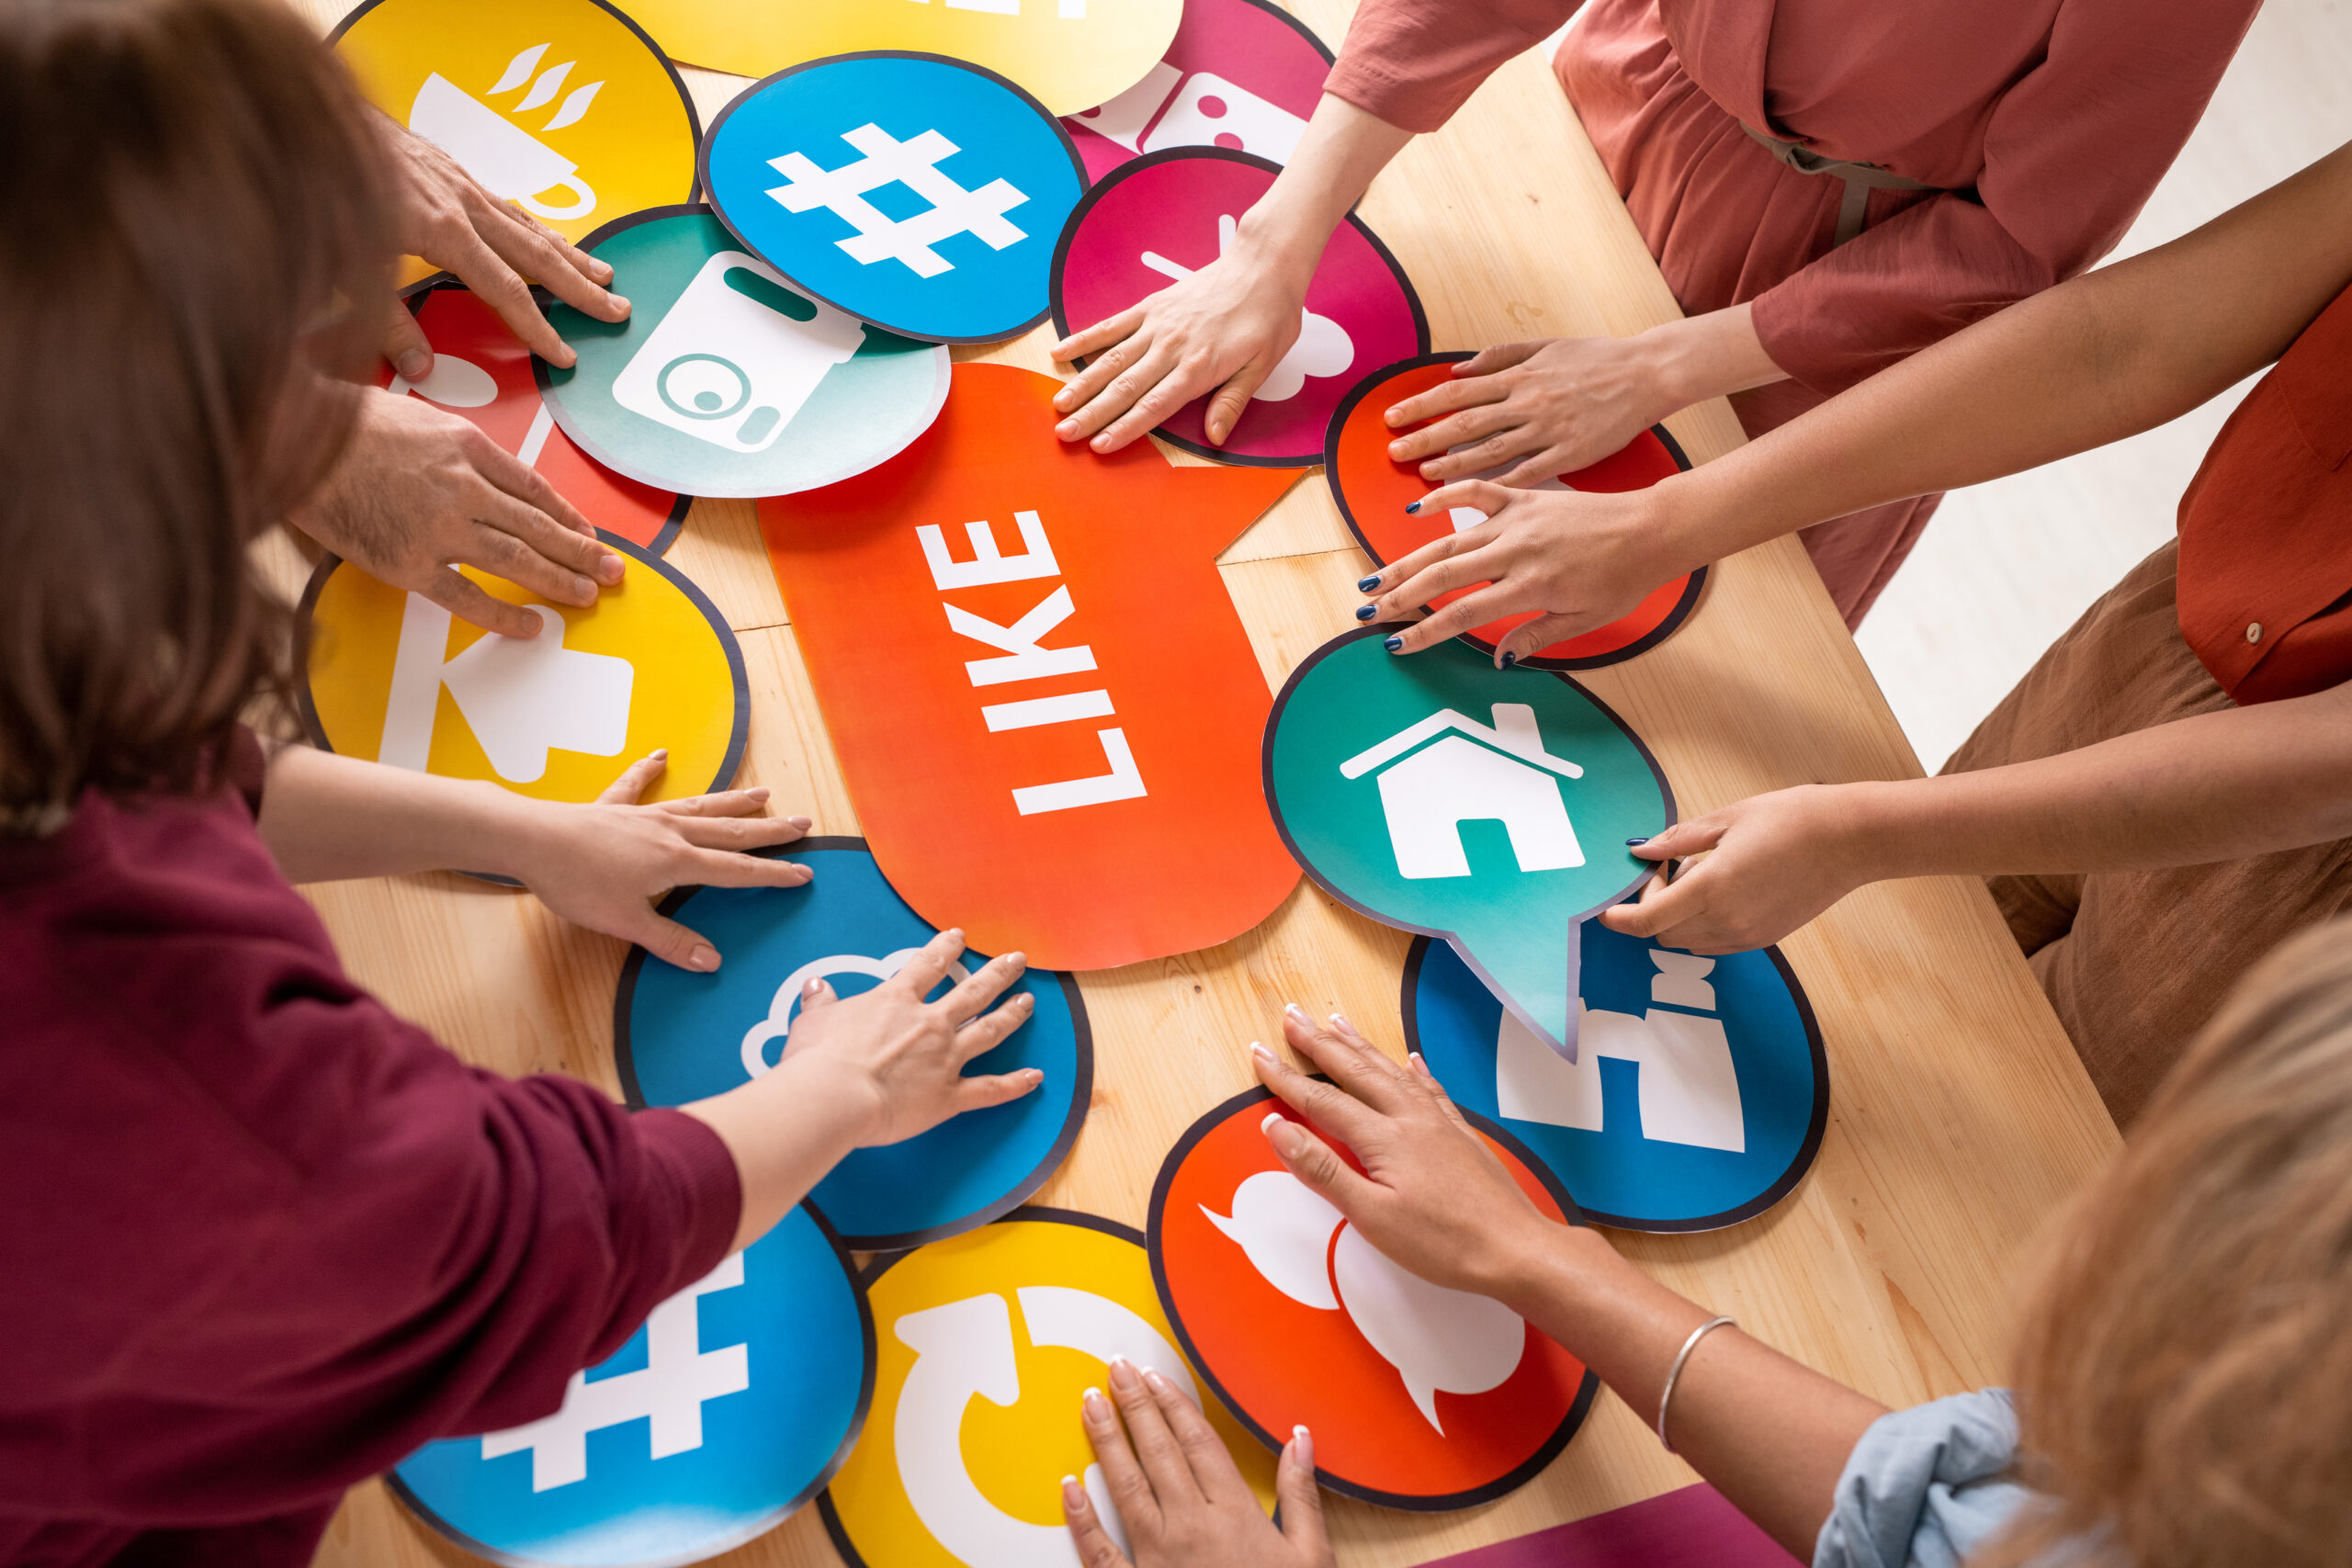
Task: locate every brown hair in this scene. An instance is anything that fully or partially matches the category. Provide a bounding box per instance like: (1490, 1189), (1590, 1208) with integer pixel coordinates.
(0, 0), (390, 822)
(1987, 919), (2352, 1566)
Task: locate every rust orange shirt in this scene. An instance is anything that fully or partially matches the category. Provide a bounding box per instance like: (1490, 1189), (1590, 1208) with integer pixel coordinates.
(2177, 282), (2352, 705)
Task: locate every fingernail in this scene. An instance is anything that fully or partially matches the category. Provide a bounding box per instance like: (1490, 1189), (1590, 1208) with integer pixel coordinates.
(1500, 650), (1519, 669)
(746, 785), (770, 802)
(1283, 1002), (1307, 1021)
(1385, 406), (1404, 423)
(1056, 420), (1078, 438)
(1357, 574), (1382, 592)
(1408, 1050), (1429, 1073)
(804, 976), (825, 996)
(1385, 635), (1404, 653)
(395, 349), (430, 381)
(1024, 1067), (1045, 1083)
(1261, 1111), (1286, 1135)
(1107, 1355), (1139, 1391)
(689, 944), (718, 972)
(1143, 1369), (1171, 1393)
(550, 345), (578, 369)
(651, 748), (669, 760)
(1061, 1474), (1086, 1508)
(1626, 836), (1652, 847)
(596, 552), (625, 584)
(1250, 1042), (1274, 1063)
(1006, 951), (1028, 968)
(571, 574), (596, 601)
(1082, 1387), (1108, 1417)
(606, 294), (630, 314)
(1355, 604), (1377, 621)
(1091, 434), (1111, 452)
(788, 815), (812, 830)
(1293, 1425), (1314, 1464)
(1404, 501), (1422, 514)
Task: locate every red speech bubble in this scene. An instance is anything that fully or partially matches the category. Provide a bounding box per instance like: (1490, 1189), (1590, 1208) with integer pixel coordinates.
(759, 363), (1305, 971)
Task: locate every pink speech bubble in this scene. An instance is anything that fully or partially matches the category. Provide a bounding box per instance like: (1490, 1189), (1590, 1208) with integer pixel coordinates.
(1050, 148), (1428, 467)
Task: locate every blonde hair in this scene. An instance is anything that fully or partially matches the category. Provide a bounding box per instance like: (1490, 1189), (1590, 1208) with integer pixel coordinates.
(1986, 919), (2352, 1567)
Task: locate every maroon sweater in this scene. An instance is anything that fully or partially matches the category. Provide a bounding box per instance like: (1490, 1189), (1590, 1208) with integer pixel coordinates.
(0, 736), (741, 1565)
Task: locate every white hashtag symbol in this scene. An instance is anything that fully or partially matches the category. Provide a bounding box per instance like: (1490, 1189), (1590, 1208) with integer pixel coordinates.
(764, 123), (1030, 279)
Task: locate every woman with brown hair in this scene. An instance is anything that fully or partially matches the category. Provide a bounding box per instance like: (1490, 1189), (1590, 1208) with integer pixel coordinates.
(1068, 927), (2352, 1567)
(0, 2), (1041, 1559)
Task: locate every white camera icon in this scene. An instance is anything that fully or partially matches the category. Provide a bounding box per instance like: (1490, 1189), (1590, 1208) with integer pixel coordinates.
(613, 250), (865, 454)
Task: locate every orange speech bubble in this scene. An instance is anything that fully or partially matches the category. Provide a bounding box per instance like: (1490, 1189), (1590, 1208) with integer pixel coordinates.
(760, 364), (1303, 971)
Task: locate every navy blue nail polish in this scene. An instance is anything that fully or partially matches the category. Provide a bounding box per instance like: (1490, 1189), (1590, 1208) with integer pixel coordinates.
(1357, 575), (1381, 592)
(1404, 501), (1422, 514)
(1384, 635), (1404, 653)
(1499, 650), (1519, 669)
(1354, 604), (1377, 621)
(1625, 837), (1651, 847)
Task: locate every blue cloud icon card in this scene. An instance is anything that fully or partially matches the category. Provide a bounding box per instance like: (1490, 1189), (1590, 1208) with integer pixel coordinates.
(1406, 924), (1829, 1232)
(615, 839), (1092, 1250)
(701, 51), (1087, 343)
(391, 1204), (872, 1567)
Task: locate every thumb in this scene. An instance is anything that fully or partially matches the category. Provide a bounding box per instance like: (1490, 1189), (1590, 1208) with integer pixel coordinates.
(1261, 1113), (1381, 1215)
(1629, 817), (1725, 863)
(1276, 1426), (1329, 1559)
(1458, 339), (1542, 376)
(1492, 611), (1587, 667)
(1204, 358), (1270, 447)
(1598, 856), (1709, 941)
(381, 304), (433, 387)
(621, 908), (719, 975)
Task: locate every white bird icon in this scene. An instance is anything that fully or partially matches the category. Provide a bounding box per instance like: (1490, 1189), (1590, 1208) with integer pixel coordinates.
(1140, 214), (1354, 403)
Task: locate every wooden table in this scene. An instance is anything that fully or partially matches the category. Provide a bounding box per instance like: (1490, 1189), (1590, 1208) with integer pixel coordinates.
(296, 3), (2119, 1562)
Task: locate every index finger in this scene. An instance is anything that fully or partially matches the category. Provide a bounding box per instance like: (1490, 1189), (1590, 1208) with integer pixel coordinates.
(1147, 1370), (1252, 1508)
(890, 928), (969, 1001)
(1386, 371), (1510, 429)
(1052, 303), (1147, 367)
(935, 950), (1027, 1025)
(1281, 1009), (1419, 1114)
(469, 437), (605, 545)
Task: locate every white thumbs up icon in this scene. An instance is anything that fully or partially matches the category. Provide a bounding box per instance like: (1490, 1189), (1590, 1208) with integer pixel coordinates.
(1140, 215), (1352, 403)
(378, 592), (633, 783)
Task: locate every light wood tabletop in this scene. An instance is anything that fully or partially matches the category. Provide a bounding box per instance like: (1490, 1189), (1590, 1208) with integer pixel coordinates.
(291, 2), (2120, 1563)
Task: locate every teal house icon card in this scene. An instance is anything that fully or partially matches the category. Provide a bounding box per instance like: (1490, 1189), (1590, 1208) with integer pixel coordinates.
(1263, 627), (1673, 1060)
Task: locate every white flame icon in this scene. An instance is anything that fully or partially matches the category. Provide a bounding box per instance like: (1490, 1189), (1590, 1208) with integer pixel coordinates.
(1201, 1169), (1526, 1431)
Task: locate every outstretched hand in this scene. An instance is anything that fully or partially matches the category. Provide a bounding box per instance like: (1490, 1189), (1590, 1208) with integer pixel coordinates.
(1355, 481), (1685, 662)
(511, 751), (813, 970)
(292, 387), (624, 638)
(1381, 336), (1679, 487)
(1066, 1355), (1329, 1568)
(1247, 1009), (1563, 1298)
(1604, 786), (1875, 954)
(375, 109), (629, 380)
(1050, 241), (1308, 453)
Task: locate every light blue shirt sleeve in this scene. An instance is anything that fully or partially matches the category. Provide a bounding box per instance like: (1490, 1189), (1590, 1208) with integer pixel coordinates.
(1813, 1389), (2041, 1568)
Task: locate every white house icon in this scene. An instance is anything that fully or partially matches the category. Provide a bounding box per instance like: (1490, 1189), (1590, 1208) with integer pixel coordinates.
(1340, 705), (1585, 881)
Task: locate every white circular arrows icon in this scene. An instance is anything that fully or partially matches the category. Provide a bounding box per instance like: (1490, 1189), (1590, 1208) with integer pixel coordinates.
(739, 948), (974, 1078)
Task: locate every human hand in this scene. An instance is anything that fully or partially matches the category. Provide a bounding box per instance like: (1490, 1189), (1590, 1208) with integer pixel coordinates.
(1050, 236), (1309, 453)
(375, 110), (628, 381)
(778, 927), (1042, 1147)
(1605, 784), (1879, 953)
(1382, 336), (1679, 487)
(508, 751), (812, 969)
(1249, 1010), (1565, 1299)
(293, 386), (625, 638)
(1356, 481), (1687, 660)
(1066, 1356), (1329, 1568)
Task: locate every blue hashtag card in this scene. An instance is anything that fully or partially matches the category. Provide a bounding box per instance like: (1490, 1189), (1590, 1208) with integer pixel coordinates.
(702, 51), (1086, 344)
(614, 838), (1092, 1252)
(391, 1205), (872, 1567)
(1405, 923), (1830, 1233)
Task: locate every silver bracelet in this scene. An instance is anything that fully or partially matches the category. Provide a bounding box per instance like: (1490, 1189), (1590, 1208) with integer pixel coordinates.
(1656, 1314), (1736, 1453)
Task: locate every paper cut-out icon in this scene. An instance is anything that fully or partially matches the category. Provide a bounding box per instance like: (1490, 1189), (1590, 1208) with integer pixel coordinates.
(704, 56), (1087, 344)
(1150, 1089), (1596, 1510)
(627, 0), (1179, 117)
(392, 1205), (870, 1567)
(331, 0), (699, 288)
(1060, 0), (1331, 181)
(821, 1211), (1274, 1568)
(760, 364), (1304, 972)
(1327, 353), (1705, 670)
(539, 207), (950, 499)
(1263, 630), (1675, 1062)
(380, 287), (689, 552)
(1203, 1171), (1528, 1432)
(1405, 924), (1828, 1233)
(1052, 148), (1426, 465)
(300, 533), (747, 814)
(616, 840), (1092, 1250)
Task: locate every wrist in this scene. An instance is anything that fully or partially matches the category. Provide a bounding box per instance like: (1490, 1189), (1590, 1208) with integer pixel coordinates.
(1476, 1212), (1600, 1306)
(1829, 778), (1933, 884)
(769, 1046), (888, 1149)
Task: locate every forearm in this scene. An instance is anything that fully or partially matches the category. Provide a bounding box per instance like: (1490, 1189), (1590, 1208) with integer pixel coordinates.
(678, 1057), (872, 1251)
(1496, 1226), (1884, 1556)
(1837, 684), (2352, 883)
(256, 741), (548, 883)
(1231, 94), (1413, 291)
(1646, 303), (1789, 408)
(1649, 142), (2352, 573)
